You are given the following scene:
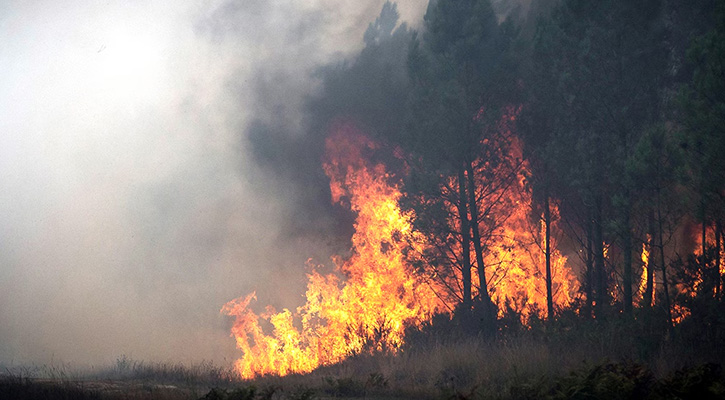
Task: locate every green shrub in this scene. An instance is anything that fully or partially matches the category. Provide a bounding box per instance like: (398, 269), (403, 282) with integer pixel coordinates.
(659, 363), (725, 400)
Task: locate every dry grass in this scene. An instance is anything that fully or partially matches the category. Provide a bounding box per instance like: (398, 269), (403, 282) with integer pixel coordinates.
(240, 316), (724, 399)
(2, 318), (723, 399)
(0, 357), (239, 400)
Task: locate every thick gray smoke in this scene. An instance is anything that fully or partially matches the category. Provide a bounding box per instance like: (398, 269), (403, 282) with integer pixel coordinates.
(240, 0), (534, 244)
(0, 1), (427, 367)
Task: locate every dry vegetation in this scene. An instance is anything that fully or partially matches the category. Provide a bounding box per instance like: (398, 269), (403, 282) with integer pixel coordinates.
(245, 317), (724, 400)
(3, 316), (723, 400)
(0, 357), (237, 400)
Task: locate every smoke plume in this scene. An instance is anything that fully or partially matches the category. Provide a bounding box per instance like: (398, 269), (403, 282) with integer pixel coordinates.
(0, 0), (426, 366)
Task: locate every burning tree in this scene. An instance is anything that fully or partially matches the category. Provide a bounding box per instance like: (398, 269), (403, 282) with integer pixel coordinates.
(223, 118), (578, 378)
(402, 0), (517, 325)
(223, 0), (725, 381)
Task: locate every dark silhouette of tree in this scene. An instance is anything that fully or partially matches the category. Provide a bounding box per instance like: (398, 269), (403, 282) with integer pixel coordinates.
(525, 0), (668, 318)
(401, 0), (520, 329)
(679, 0), (725, 300)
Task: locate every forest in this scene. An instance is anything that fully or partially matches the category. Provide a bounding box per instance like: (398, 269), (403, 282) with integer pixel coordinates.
(245, 0), (724, 344)
(3, 0), (725, 399)
(338, 0), (725, 335)
(225, 0), (725, 397)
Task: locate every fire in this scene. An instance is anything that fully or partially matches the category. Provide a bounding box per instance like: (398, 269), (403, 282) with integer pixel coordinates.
(488, 204), (577, 319)
(222, 123), (444, 379)
(638, 240), (651, 304)
(668, 223), (723, 324)
(477, 172), (577, 319)
(416, 107), (578, 319)
(672, 303), (691, 325)
(223, 118), (579, 378)
(678, 223), (724, 303)
(693, 224), (725, 278)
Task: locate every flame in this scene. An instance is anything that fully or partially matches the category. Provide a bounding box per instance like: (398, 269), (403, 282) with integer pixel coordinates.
(481, 175), (577, 319)
(222, 123), (444, 379)
(679, 224), (724, 302)
(670, 224), (723, 324)
(693, 224), (725, 278)
(638, 239), (651, 304)
(419, 107), (578, 319)
(672, 303), (691, 325)
(223, 116), (579, 378)
(494, 127), (578, 317)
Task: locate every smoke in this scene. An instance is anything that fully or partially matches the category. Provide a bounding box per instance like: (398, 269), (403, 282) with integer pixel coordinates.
(0, 0), (426, 366)
(243, 3), (421, 248)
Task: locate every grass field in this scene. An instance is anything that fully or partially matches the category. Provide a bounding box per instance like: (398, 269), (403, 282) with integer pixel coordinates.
(2, 317), (724, 400)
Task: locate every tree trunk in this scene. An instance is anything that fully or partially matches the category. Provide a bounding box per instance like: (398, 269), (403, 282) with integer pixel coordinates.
(585, 213), (594, 318)
(622, 207), (633, 315)
(457, 168), (472, 312)
(593, 196), (607, 318)
(700, 212), (719, 297)
(702, 208), (709, 294)
(643, 211), (655, 308)
(544, 194), (554, 320)
(657, 194), (672, 329)
(465, 161), (493, 324)
(716, 219), (722, 299)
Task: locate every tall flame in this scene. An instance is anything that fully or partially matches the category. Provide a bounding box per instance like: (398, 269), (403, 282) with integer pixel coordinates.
(223, 120), (579, 378)
(409, 122), (578, 319)
(635, 239), (650, 307)
(480, 109), (578, 318)
(693, 224), (725, 282)
(484, 199), (577, 319)
(222, 123), (444, 379)
(668, 223), (723, 324)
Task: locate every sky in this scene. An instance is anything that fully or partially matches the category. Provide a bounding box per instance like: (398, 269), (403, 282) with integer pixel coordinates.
(0, 0), (427, 367)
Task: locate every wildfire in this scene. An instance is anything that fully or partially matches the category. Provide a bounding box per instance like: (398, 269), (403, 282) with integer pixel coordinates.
(223, 120), (579, 379)
(638, 240), (652, 305)
(665, 223), (724, 324)
(693, 224), (725, 280)
(491, 130), (577, 317)
(481, 174), (577, 319)
(675, 223), (724, 313)
(411, 107), (579, 319)
(222, 123), (444, 379)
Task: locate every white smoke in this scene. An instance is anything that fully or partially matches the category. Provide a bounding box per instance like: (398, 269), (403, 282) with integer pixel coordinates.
(0, 0), (426, 366)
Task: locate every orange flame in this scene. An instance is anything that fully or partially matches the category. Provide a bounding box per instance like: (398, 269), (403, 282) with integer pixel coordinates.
(223, 118), (579, 378)
(222, 123), (444, 379)
(637, 239), (653, 307)
(484, 199), (577, 319)
(481, 108), (578, 318)
(665, 223), (724, 324)
(415, 123), (578, 319)
(693, 224), (725, 282)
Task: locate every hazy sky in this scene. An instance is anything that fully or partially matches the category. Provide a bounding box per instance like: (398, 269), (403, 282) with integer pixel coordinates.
(0, 1), (427, 366)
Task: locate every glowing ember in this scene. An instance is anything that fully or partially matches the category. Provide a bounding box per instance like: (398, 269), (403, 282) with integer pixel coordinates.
(672, 303), (691, 325)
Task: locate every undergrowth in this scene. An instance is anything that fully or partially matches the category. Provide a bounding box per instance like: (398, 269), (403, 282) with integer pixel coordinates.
(2, 311), (723, 399)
